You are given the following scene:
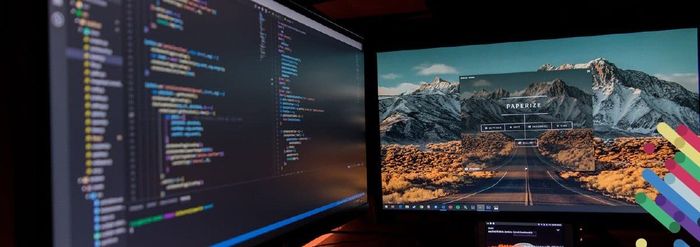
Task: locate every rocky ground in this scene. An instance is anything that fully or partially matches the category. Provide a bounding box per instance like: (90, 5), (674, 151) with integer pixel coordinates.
(558, 137), (676, 203)
(461, 132), (516, 169)
(381, 141), (495, 204)
(537, 129), (595, 171)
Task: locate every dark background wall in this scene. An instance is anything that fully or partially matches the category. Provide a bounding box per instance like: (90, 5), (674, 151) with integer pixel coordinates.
(4, 1), (51, 246)
(288, 0), (699, 52)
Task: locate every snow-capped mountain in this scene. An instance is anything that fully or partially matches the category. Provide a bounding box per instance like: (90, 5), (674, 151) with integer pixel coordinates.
(518, 79), (592, 126)
(411, 77), (459, 95)
(539, 58), (700, 136)
(379, 76), (592, 143)
(379, 58), (699, 142)
(472, 88), (510, 99)
(520, 79), (592, 106)
(379, 77), (461, 143)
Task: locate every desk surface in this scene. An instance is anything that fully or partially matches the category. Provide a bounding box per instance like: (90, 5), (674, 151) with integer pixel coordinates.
(301, 213), (695, 247)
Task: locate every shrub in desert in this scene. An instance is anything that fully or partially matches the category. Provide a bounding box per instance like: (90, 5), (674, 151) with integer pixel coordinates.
(380, 141), (495, 203)
(461, 132), (515, 166)
(383, 188), (449, 203)
(538, 129), (594, 171)
(553, 136), (676, 203)
(382, 175), (412, 194)
(565, 166), (667, 203)
(595, 137), (677, 169)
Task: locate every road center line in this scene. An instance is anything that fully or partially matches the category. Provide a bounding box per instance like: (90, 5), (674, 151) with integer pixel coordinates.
(524, 150), (533, 206)
(525, 168), (530, 206)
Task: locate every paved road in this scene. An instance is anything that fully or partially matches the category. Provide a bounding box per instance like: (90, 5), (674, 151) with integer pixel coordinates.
(432, 147), (626, 206)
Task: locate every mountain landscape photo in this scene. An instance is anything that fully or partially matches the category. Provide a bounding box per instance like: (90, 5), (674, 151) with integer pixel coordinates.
(379, 57), (698, 205)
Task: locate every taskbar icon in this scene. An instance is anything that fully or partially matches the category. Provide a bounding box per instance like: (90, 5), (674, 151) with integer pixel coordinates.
(384, 203), (499, 212)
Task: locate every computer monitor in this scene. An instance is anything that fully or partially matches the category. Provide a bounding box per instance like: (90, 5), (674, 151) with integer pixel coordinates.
(377, 28), (699, 213)
(48, 0), (366, 246)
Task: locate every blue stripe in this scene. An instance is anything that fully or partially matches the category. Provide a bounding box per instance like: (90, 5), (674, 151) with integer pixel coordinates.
(643, 169), (700, 223)
(674, 239), (690, 247)
(211, 193), (365, 247)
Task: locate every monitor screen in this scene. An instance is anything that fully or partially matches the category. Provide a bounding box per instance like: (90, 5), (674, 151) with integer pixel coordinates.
(48, 0), (366, 246)
(378, 28), (698, 213)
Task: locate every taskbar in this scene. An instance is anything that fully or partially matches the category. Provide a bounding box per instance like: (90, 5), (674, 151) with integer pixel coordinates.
(384, 203), (500, 212)
(384, 203), (644, 213)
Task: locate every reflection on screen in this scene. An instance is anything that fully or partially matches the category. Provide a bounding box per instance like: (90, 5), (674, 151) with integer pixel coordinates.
(485, 221), (566, 247)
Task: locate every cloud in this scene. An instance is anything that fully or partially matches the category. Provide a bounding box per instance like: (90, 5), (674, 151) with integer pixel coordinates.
(378, 82), (421, 95)
(472, 79), (492, 87)
(654, 73), (699, 92)
(414, 63), (458, 76)
(381, 73), (401, 80)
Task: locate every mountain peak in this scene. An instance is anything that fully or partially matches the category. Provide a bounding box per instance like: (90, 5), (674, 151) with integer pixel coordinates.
(411, 77), (459, 95)
(589, 57), (611, 64)
(551, 78), (566, 85)
(588, 58), (618, 71)
(521, 78), (571, 97)
(539, 64), (555, 71)
(537, 58), (617, 72)
(536, 58), (621, 89)
(471, 88), (510, 99)
(431, 76), (449, 84)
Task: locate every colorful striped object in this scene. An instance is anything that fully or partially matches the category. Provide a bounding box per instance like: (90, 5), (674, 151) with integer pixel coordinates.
(656, 195), (700, 241)
(636, 192), (680, 233)
(636, 123), (700, 244)
(675, 152), (700, 182)
(665, 159), (700, 197)
(676, 125), (700, 152)
(664, 173), (700, 212)
(658, 123), (700, 167)
(642, 169), (700, 224)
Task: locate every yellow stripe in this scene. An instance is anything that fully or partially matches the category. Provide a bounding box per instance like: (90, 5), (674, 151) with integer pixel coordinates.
(175, 206), (204, 217)
(657, 123), (700, 167)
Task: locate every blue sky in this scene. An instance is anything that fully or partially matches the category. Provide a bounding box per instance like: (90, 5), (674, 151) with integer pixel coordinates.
(378, 28), (698, 95)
